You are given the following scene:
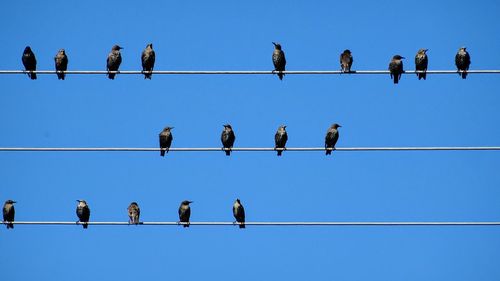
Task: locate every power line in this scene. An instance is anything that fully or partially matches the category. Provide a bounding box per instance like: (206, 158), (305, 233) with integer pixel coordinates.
(0, 70), (499, 75)
(4, 221), (500, 226)
(0, 146), (499, 152)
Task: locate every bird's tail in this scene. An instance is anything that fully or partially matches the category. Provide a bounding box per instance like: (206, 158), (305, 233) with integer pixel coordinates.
(326, 148), (332, 155)
(82, 223), (88, 229)
(225, 149), (231, 156)
(278, 72), (284, 80)
(277, 149), (282, 156)
(417, 73), (426, 80)
(29, 72), (37, 80)
(7, 222), (14, 229)
(144, 72), (152, 79)
(57, 72), (65, 80)
(239, 223), (245, 229)
(108, 73), (115, 80)
(393, 74), (399, 84)
(461, 71), (467, 79)
(160, 149), (165, 157)
(183, 223), (189, 228)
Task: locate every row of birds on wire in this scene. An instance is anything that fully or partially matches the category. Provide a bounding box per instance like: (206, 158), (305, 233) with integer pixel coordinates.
(19, 43), (472, 83)
(2, 199), (246, 229)
(160, 123), (341, 156)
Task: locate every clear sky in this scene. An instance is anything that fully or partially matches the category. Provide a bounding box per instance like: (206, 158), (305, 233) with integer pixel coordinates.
(1, 0), (500, 280)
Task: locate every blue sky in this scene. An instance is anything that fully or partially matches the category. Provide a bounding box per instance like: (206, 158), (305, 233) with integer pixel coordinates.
(1, 0), (500, 280)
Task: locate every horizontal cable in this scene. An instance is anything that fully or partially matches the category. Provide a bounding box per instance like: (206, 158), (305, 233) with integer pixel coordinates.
(0, 147), (499, 152)
(0, 70), (499, 75)
(4, 221), (500, 226)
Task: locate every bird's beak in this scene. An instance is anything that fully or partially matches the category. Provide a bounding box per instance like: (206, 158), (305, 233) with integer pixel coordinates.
(120, 47), (124, 49)
(76, 200), (80, 202)
(338, 125), (342, 127)
(170, 127), (174, 129)
(189, 201), (194, 203)
(272, 42), (276, 46)
(425, 49), (428, 52)
(401, 57), (406, 59)
(12, 201), (17, 204)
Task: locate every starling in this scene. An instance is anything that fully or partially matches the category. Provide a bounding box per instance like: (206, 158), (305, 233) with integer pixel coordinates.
(455, 47), (471, 79)
(221, 124), (236, 156)
(340, 49), (353, 73)
(389, 55), (405, 84)
(141, 43), (155, 79)
(159, 126), (173, 156)
(22, 46), (37, 80)
(76, 200), (90, 229)
(272, 42), (286, 80)
(233, 199), (245, 229)
(274, 125), (288, 156)
(415, 49), (428, 80)
(3, 200), (16, 229)
(178, 200), (192, 228)
(107, 45), (123, 79)
(54, 49), (68, 80)
(127, 202), (140, 225)
(325, 123), (341, 155)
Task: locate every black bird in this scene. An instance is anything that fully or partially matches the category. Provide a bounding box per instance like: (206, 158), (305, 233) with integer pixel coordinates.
(415, 49), (428, 80)
(127, 202), (140, 225)
(389, 55), (405, 84)
(54, 49), (68, 80)
(274, 125), (288, 156)
(221, 124), (236, 156)
(159, 126), (173, 156)
(141, 43), (155, 79)
(233, 199), (245, 229)
(76, 200), (90, 229)
(455, 47), (471, 79)
(325, 123), (341, 155)
(272, 42), (286, 80)
(3, 200), (16, 229)
(107, 45), (123, 79)
(178, 200), (192, 228)
(22, 46), (37, 80)
(340, 49), (353, 73)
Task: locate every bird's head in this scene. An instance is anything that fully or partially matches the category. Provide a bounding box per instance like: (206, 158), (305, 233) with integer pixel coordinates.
(130, 202), (138, 206)
(332, 123), (342, 129)
(164, 126), (174, 131)
(460, 46), (467, 51)
(393, 55), (405, 60)
(272, 42), (282, 50)
(147, 43), (153, 49)
(5, 200), (16, 204)
(343, 49), (351, 54)
(59, 49), (66, 54)
(112, 45), (123, 51)
(418, 48), (428, 54)
(223, 124), (232, 129)
(24, 46), (32, 53)
(236, 198), (241, 204)
(182, 200), (193, 205)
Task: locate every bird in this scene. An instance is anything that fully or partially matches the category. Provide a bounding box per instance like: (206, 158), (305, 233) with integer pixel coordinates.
(127, 202), (140, 225)
(3, 200), (16, 229)
(141, 43), (155, 79)
(221, 124), (236, 156)
(159, 126), (173, 156)
(274, 125), (288, 156)
(414, 49), (428, 80)
(76, 200), (90, 229)
(325, 123), (341, 155)
(54, 49), (68, 80)
(178, 200), (192, 228)
(389, 55), (405, 84)
(340, 49), (353, 73)
(455, 47), (471, 79)
(107, 45), (123, 79)
(22, 46), (37, 80)
(272, 42), (286, 80)
(233, 199), (245, 229)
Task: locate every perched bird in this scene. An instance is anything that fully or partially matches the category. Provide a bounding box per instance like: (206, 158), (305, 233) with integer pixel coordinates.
(127, 202), (140, 225)
(389, 55), (405, 84)
(274, 125), (288, 156)
(340, 49), (353, 73)
(325, 123), (341, 155)
(221, 124), (236, 156)
(54, 49), (68, 80)
(3, 200), (16, 229)
(22, 46), (37, 80)
(455, 47), (471, 79)
(159, 126), (173, 156)
(272, 42), (286, 80)
(106, 45), (123, 79)
(233, 199), (245, 229)
(414, 49), (428, 80)
(76, 200), (90, 229)
(178, 200), (192, 228)
(141, 43), (155, 79)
